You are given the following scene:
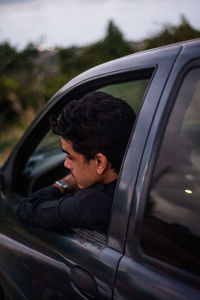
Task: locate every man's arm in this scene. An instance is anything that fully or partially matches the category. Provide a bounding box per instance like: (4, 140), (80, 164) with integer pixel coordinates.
(16, 174), (81, 230)
(16, 177), (115, 231)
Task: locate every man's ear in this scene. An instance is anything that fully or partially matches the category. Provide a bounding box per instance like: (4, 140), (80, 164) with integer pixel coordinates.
(95, 153), (108, 175)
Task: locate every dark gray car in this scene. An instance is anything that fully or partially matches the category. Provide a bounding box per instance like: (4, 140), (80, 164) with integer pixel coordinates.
(0, 39), (200, 299)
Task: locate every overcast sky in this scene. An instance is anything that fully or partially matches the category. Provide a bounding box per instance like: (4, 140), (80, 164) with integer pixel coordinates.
(0, 0), (200, 50)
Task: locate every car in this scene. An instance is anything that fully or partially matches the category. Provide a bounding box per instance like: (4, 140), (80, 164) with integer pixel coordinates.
(0, 39), (200, 300)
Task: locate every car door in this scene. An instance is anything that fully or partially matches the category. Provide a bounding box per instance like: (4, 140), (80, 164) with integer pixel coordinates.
(0, 44), (181, 300)
(114, 41), (200, 299)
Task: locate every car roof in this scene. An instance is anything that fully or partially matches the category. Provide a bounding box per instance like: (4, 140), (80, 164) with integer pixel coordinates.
(50, 38), (200, 103)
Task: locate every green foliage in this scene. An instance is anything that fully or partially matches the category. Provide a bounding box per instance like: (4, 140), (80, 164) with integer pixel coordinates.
(1, 75), (19, 90)
(144, 15), (200, 50)
(80, 20), (133, 68)
(56, 46), (80, 75)
(0, 42), (41, 127)
(0, 42), (18, 74)
(0, 16), (200, 165)
(44, 73), (70, 100)
(56, 20), (135, 75)
(0, 17), (200, 130)
(102, 20), (134, 61)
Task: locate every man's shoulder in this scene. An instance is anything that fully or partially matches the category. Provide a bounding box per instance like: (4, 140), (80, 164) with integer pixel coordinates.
(74, 180), (117, 201)
(74, 184), (105, 201)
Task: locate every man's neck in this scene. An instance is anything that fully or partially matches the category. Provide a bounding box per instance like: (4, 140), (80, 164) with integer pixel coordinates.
(102, 170), (118, 184)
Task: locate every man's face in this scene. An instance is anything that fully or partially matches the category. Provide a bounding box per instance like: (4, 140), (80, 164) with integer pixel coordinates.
(61, 137), (100, 189)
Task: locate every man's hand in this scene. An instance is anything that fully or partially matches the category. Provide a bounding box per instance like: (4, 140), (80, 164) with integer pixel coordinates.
(53, 173), (79, 193)
(61, 173), (79, 192)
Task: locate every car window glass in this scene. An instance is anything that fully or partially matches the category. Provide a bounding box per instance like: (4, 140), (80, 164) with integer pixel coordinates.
(100, 79), (149, 114)
(141, 68), (200, 277)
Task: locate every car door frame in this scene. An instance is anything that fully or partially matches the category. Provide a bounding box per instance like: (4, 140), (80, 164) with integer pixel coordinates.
(113, 41), (200, 299)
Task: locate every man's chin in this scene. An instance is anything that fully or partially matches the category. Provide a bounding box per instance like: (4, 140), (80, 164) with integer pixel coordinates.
(78, 183), (84, 189)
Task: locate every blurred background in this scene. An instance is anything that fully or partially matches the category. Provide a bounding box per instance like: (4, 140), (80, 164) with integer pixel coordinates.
(0, 0), (200, 165)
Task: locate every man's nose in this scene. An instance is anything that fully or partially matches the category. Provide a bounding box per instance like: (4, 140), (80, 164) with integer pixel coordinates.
(64, 157), (71, 169)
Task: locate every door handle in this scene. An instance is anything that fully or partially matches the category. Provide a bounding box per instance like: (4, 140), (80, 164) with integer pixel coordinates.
(70, 266), (98, 299)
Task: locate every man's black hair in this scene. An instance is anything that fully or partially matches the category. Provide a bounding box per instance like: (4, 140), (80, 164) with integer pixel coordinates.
(51, 91), (136, 173)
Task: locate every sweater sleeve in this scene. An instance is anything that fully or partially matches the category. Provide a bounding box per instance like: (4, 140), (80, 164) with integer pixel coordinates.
(16, 186), (81, 230)
(16, 183), (114, 231)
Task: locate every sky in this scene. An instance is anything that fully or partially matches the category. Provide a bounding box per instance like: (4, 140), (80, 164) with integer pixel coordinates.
(0, 0), (200, 50)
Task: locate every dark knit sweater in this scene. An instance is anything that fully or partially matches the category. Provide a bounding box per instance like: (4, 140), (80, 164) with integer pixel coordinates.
(16, 180), (117, 232)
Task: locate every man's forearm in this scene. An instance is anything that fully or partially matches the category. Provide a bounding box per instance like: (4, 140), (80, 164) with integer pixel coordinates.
(16, 186), (66, 229)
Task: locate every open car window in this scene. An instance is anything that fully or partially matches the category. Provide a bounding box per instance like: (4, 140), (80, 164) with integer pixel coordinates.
(22, 77), (151, 196)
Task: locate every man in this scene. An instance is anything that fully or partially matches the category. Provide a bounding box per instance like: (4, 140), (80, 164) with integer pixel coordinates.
(17, 92), (136, 232)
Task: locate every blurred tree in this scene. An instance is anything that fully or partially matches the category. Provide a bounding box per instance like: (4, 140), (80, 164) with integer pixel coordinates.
(0, 42), (18, 75)
(0, 42), (19, 126)
(102, 20), (134, 60)
(144, 15), (200, 50)
(0, 42), (40, 127)
(56, 20), (135, 76)
(79, 20), (135, 69)
(56, 46), (80, 75)
(1, 16), (200, 130)
(1, 16), (200, 165)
